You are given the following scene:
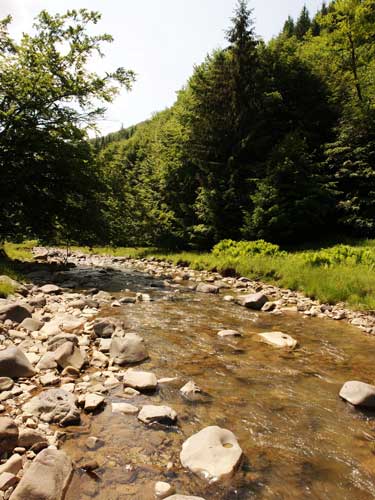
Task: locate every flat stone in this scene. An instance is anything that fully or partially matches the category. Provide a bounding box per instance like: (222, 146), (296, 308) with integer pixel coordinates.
(84, 393), (105, 412)
(339, 381), (375, 408)
(38, 284), (61, 294)
(138, 405), (177, 425)
(18, 429), (48, 449)
(19, 318), (44, 332)
(196, 283), (219, 294)
(180, 426), (243, 482)
(54, 342), (85, 371)
(123, 371), (158, 391)
(0, 417), (18, 454)
(217, 330), (241, 338)
(46, 334), (78, 351)
(111, 402), (139, 415)
(0, 347), (36, 378)
(23, 389), (80, 426)
(0, 303), (32, 324)
(258, 332), (297, 349)
(110, 333), (149, 365)
(9, 448), (72, 500)
(40, 372), (60, 386)
(0, 377), (14, 392)
(164, 496), (206, 500)
(37, 352), (57, 371)
(236, 293), (268, 310)
(0, 454), (22, 475)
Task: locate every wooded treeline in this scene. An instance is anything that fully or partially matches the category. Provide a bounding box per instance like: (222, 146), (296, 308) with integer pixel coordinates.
(1, 1), (374, 248)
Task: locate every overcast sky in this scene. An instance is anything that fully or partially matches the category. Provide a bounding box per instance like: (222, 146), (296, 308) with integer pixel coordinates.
(0, 0), (323, 136)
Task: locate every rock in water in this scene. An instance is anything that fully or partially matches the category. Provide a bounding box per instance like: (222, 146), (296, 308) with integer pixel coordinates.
(10, 448), (72, 500)
(92, 319), (115, 338)
(236, 293), (268, 310)
(122, 370), (158, 391)
(138, 405), (177, 425)
(0, 347), (36, 378)
(339, 381), (375, 408)
(0, 303), (32, 323)
(154, 481), (175, 499)
(217, 330), (241, 338)
(23, 389), (80, 425)
(110, 333), (149, 365)
(180, 426), (243, 482)
(164, 496), (206, 500)
(0, 417), (18, 454)
(196, 283), (219, 294)
(258, 332), (298, 349)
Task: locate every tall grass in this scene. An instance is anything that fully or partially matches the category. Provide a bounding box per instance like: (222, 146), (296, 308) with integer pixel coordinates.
(73, 240), (375, 310)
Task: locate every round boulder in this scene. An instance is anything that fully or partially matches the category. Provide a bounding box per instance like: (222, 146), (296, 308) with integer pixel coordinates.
(110, 333), (149, 365)
(23, 388), (80, 425)
(180, 426), (243, 482)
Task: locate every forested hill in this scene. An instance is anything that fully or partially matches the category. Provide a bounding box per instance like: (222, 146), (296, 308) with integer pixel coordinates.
(95, 0), (375, 249)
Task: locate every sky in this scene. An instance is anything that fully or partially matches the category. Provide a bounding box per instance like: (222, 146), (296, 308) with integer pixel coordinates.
(0, 0), (323, 136)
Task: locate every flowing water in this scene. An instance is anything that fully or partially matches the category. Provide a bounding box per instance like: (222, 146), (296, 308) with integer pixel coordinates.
(62, 265), (375, 499)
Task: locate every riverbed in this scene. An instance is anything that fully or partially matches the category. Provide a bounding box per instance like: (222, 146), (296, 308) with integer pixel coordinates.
(59, 258), (375, 500)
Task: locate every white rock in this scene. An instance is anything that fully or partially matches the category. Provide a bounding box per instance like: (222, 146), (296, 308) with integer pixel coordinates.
(258, 331), (297, 349)
(123, 371), (158, 391)
(111, 402), (139, 415)
(217, 330), (241, 338)
(155, 481), (175, 499)
(180, 426), (242, 482)
(84, 393), (105, 412)
(339, 381), (375, 408)
(138, 405), (177, 425)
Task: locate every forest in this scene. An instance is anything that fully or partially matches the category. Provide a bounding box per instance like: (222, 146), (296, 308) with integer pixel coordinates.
(1, 0), (374, 250)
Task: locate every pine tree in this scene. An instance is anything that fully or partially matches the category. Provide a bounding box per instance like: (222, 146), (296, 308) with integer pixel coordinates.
(295, 5), (312, 39)
(283, 16), (295, 37)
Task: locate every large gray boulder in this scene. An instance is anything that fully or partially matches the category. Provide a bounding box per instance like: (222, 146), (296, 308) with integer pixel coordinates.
(0, 347), (36, 378)
(110, 333), (149, 365)
(339, 381), (375, 408)
(0, 417), (18, 454)
(10, 448), (72, 500)
(180, 426), (243, 482)
(0, 303), (32, 323)
(23, 389), (80, 425)
(236, 292), (268, 310)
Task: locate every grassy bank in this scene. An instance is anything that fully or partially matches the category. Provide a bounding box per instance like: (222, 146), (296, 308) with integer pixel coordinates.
(0, 241), (34, 297)
(73, 240), (375, 311)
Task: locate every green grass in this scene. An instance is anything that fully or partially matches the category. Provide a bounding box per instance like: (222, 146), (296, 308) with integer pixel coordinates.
(73, 240), (375, 311)
(0, 241), (35, 297)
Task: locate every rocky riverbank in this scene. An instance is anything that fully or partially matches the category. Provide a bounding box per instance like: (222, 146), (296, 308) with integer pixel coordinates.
(0, 247), (374, 499)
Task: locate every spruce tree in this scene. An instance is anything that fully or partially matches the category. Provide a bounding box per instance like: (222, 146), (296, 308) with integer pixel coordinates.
(295, 5), (312, 39)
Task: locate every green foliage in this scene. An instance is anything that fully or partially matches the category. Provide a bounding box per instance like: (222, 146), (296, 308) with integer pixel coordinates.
(303, 244), (375, 267)
(212, 239), (283, 258)
(0, 10), (134, 243)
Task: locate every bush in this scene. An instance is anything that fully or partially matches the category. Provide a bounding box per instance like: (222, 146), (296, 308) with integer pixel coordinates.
(212, 239), (283, 258)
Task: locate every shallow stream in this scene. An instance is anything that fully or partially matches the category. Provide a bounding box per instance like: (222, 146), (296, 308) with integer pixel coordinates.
(62, 265), (375, 499)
